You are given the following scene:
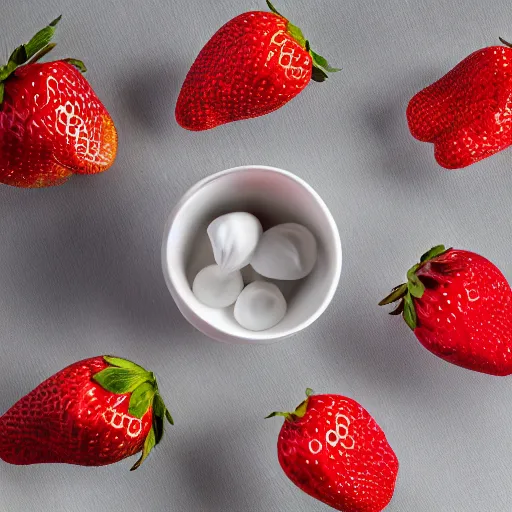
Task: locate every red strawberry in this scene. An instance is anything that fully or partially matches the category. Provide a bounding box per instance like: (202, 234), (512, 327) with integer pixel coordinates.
(407, 39), (512, 169)
(175, 1), (339, 131)
(267, 389), (398, 512)
(0, 356), (173, 470)
(380, 245), (512, 376)
(0, 16), (117, 188)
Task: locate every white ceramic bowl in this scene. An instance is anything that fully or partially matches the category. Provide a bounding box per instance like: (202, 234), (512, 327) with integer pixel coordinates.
(162, 165), (342, 344)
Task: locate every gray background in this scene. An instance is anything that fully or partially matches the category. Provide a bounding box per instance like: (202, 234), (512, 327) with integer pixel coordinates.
(1, 0), (512, 510)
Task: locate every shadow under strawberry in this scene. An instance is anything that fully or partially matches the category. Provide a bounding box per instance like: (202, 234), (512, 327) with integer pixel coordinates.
(172, 427), (261, 511)
(361, 69), (447, 184)
(0, 175), (187, 370)
(322, 298), (438, 394)
(122, 61), (184, 136)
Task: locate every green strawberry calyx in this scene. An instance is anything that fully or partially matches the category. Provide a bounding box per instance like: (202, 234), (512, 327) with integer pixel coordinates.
(92, 355), (174, 471)
(378, 245), (451, 330)
(266, 388), (314, 422)
(265, 0), (340, 82)
(0, 16), (86, 104)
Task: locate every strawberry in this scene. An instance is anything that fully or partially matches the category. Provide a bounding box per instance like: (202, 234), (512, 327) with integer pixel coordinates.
(267, 389), (398, 512)
(0, 356), (173, 470)
(0, 16), (117, 188)
(175, 1), (339, 131)
(407, 39), (512, 169)
(380, 245), (512, 376)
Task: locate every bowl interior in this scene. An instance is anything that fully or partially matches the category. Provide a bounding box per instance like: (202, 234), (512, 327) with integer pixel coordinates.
(164, 167), (341, 341)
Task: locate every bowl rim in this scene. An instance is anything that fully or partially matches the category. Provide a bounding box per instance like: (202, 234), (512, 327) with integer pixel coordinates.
(161, 164), (342, 343)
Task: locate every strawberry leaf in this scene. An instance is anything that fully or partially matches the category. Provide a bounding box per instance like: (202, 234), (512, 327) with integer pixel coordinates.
(310, 49), (341, 82)
(389, 299), (405, 316)
(407, 263), (420, 277)
(152, 393), (172, 444)
(96, 357), (174, 471)
(63, 58), (87, 73)
(406, 265), (425, 298)
(129, 387), (174, 470)
(265, 411), (290, 419)
(93, 367), (152, 394)
(311, 66), (328, 83)
(267, 390), (312, 422)
(0, 82), (4, 104)
(0, 46), (26, 81)
(153, 392), (165, 417)
(128, 382), (155, 419)
(104, 355), (146, 373)
(0, 16), (61, 87)
(24, 15), (61, 60)
(165, 409), (174, 426)
(7, 46), (28, 67)
(310, 49), (341, 73)
(379, 283), (408, 306)
(403, 293), (417, 330)
(287, 23), (306, 47)
(294, 398), (309, 418)
(407, 278), (425, 298)
(266, 0), (283, 16)
(420, 245), (447, 263)
(152, 411), (165, 446)
(267, 1), (339, 81)
(0, 63), (17, 81)
(406, 263), (425, 298)
(131, 427), (156, 471)
(499, 37), (512, 48)
(26, 43), (57, 66)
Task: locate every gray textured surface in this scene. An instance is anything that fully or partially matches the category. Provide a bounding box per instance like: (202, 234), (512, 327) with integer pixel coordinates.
(1, 0), (512, 510)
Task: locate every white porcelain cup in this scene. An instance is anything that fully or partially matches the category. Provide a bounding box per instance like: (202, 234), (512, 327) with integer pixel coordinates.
(162, 165), (342, 344)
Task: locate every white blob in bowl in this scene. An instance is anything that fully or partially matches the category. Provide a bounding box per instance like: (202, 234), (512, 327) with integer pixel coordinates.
(162, 165), (342, 344)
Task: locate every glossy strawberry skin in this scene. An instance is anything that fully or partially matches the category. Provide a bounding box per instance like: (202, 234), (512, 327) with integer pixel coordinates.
(175, 11), (312, 130)
(277, 394), (398, 512)
(0, 357), (151, 466)
(407, 45), (512, 169)
(0, 61), (117, 188)
(414, 250), (512, 375)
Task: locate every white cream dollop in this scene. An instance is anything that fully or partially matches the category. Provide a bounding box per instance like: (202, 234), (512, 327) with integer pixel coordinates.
(192, 264), (244, 308)
(250, 223), (317, 280)
(234, 281), (287, 331)
(207, 212), (263, 273)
